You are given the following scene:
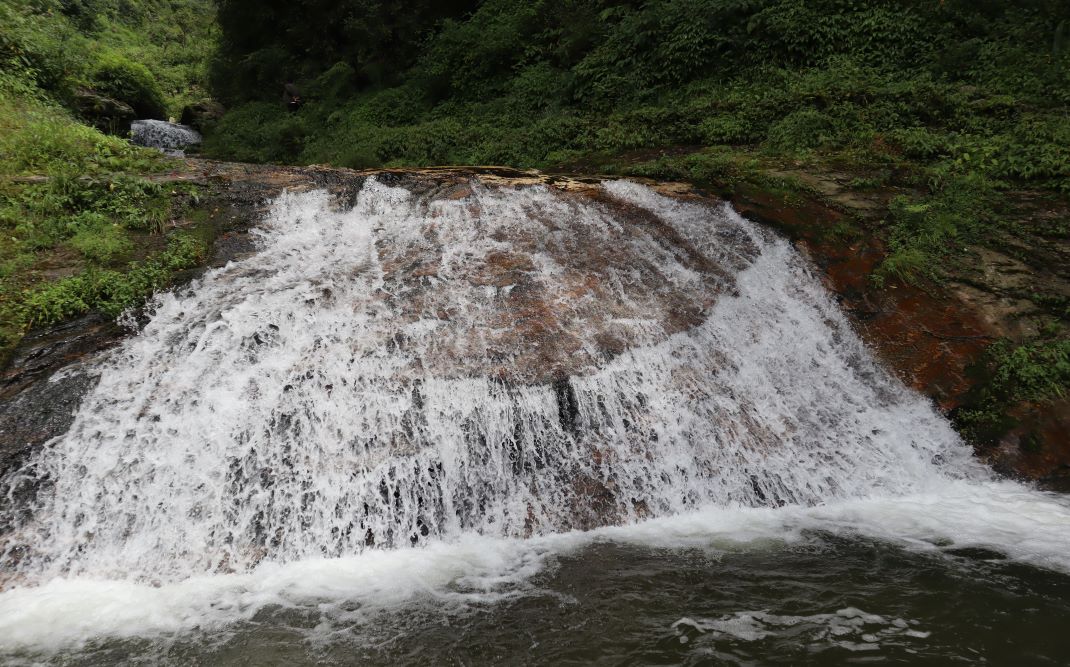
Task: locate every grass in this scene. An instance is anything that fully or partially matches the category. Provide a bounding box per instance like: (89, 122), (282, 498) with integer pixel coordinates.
(0, 73), (207, 363)
(0, 0), (217, 363)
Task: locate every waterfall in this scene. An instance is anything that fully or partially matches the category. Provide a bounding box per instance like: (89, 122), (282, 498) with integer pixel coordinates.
(2, 177), (1068, 654)
(130, 119), (202, 154)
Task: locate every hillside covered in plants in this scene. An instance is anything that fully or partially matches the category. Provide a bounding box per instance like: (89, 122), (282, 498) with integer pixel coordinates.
(0, 0), (217, 359)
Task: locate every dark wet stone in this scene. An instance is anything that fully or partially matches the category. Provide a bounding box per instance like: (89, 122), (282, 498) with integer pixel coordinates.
(0, 315), (120, 475)
(944, 546), (1009, 561)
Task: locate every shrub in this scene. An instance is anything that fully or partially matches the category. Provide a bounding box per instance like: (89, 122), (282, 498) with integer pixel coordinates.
(201, 102), (306, 163)
(765, 109), (836, 152)
(306, 62), (358, 106)
(69, 223), (132, 264)
(19, 230), (206, 326)
(87, 49), (167, 119)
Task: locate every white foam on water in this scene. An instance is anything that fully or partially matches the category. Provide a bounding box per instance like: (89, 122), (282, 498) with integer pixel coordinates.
(1, 480), (1068, 654)
(1, 178), (1068, 656)
(673, 606), (929, 652)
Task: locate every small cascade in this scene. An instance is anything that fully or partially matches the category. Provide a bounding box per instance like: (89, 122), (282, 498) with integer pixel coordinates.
(0, 177), (989, 587)
(130, 119), (201, 154)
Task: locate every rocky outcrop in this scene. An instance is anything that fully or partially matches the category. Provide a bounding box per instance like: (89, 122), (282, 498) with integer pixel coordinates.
(71, 88), (136, 136)
(180, 100), (226, 133)
(0, 316), (119, 475)
(727, 179), (1070, 489)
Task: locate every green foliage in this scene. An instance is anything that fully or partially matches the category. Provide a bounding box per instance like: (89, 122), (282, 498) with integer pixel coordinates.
(0, 0), (85, 94)
(18, 230), (207, 326)
(955, 337), (1070, 445)
(306, 62), (358, 106)
(624, 148), (758, 188)
(765, 109), (836, 153)
(0, 98), (161, 175)
(0, 87), (197, 359)
(0, 0), (216, 120)
(202, 102), (306, 163)
(989, 339), (1070, 402)
(211, 0), (478, 104)
(205, 0), (1070, 187)
(69, 221), (133, 264)
(877, 172), (999, 285)
(87, 48), (167, 118)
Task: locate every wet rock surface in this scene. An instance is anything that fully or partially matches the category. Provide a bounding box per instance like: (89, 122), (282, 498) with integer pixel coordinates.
(729, 181), (1070, 488)
(3, 171), (977, 576)
(0, 316), (117, 474)
(0, 160), (1065, 485)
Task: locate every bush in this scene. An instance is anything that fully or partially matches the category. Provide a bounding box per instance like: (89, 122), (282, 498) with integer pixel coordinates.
(765, 109), (836, 152)
(306, 62), (358, 106)
(87, 49), (167, 119)
(0, 0), (86, 96)
(201, 102), (306, 163)
(71, 223), (135, 266)
(18, 229), (206, 327)
(0, 0), (216, 120)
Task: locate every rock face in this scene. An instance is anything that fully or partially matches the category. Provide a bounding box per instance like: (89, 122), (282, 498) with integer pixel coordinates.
(358, 181), (753, 383)
(71, 88), (136, 136)
(179, 100), (225, 133)
(2, 166), (984, 579)
(729, 181), (1070, 489)
(0, 161), (1064, 489)
(0, 316), (120, 476)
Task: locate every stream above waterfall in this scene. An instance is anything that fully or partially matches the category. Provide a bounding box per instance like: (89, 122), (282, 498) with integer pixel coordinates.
(1, 175), (1068, 664)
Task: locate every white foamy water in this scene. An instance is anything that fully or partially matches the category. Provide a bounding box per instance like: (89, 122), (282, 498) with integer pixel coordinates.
(1, 481), (1068, 654)
(673, 606), (930, 652)
(130, 119), (201, 154)
(1, 177), (1068, 655)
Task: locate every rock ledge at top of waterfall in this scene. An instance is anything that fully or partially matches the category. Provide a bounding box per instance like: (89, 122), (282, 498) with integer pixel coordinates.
(130, 119), (202, 155)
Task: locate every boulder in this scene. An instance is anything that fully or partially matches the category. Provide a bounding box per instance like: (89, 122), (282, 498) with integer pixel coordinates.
(180, 100), (226, 133)
(71, 88), (136, 136)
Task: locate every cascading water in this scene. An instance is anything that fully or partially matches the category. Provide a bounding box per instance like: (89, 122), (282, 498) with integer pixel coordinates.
(130, 119), (202, 154)
(1, 177), (1069, 661)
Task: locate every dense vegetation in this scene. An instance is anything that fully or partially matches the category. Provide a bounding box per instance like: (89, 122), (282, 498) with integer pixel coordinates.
(205, 0), (1070, 445)
(1, 0), (216, 116)
(0, 0), (214, 360)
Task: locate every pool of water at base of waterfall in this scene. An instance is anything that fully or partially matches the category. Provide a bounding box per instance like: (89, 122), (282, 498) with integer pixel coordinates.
(12, 533), (1070, 666)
